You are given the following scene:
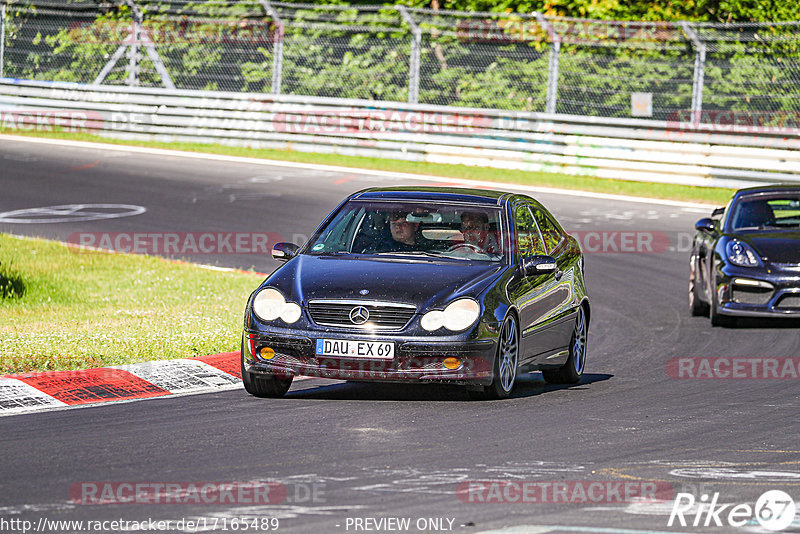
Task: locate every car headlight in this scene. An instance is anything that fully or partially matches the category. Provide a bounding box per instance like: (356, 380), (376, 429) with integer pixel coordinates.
(252, 288), (302, 323)
(421, 299), (480, 332)
(726, 240), (760, 267)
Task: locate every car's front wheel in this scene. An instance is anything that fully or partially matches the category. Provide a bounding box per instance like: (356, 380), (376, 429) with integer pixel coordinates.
(710, 288), (735, 327)
(468, 314), (518, 400)
(241, 343), (293, 398)
(689, 253), (709, 317)
(708, 269), (736, 328)
(542, 305), (587, 385)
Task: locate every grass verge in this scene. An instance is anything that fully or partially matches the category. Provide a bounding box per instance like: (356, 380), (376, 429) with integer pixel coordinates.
(0, 233), (263, 374)
(1, 128), (734, 205)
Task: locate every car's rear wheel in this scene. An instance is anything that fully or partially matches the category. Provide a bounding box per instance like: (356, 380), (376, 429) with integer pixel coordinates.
(468, 314), (518, 400)
(689, 254), (709, 317)
(241, 343), (293, 398)
(542, 306), (587, 385)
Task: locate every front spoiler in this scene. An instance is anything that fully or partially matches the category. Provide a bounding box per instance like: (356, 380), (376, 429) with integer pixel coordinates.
(718, 304), (800, 318)
(243, 335), (497, 386)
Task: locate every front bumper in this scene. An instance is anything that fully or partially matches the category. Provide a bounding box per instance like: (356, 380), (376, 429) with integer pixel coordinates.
(717, 264), (800, 317)
(242, 330), (497, 386)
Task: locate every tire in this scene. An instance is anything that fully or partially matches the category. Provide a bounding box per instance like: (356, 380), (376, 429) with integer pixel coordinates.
(710, 289), (736, 328)
(241, 342), (293, 398)
(689, 254), (709, 317)
(542, 306), (587, 385)
(467, 314), (519, 400)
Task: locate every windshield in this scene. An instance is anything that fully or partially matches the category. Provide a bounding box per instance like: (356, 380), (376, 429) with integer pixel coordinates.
(306, 200), (506, 262)
(730, 195), (800, 231)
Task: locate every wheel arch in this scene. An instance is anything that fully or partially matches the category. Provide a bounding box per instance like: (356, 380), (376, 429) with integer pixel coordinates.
(579, 297), (590, 328)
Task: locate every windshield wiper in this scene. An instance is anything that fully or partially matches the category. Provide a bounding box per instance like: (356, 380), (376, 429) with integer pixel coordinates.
(373, 251), (473, 260)
(313, 250), (351, 256)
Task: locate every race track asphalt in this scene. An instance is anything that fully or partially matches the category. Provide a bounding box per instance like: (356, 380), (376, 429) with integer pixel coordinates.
(1, 137), (799, 534)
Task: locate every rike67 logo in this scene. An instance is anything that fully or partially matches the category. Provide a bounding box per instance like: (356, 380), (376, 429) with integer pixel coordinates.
(668, 490), (796, 531)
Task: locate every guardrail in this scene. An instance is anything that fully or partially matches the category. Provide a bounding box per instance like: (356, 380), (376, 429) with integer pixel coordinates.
(2, 78), (800, 189)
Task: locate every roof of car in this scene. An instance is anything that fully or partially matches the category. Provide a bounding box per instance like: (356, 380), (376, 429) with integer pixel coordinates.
(734, 185), (800, 197)
(351, 186), (515, 205)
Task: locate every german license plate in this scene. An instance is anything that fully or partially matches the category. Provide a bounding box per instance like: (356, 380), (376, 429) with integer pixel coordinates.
(315, 339), (394, 359)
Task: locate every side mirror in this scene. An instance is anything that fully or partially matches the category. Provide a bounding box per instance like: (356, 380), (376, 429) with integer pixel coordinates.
(271, 242), (299, 261)
(695, 218), (717, 234)
(522, 255), (557, 276)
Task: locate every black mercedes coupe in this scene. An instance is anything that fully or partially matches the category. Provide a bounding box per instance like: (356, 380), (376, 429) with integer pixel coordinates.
(690, 185), (800, 326)
(241, 187), (590, 399)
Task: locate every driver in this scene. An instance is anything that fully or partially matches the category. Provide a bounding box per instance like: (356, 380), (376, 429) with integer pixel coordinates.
(460, 211), (499, 254)
(376, 210), (432, 252)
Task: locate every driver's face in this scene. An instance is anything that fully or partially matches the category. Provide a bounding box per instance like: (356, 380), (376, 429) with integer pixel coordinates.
(462, 217), (487, 244)
(390, 216), (418, 245)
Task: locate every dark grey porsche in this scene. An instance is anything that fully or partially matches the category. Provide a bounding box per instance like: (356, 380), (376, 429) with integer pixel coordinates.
(690, 185), (800, 326)
(241, 187), (590, 399)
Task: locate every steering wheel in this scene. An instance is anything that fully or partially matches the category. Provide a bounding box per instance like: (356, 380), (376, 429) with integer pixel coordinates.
(446, 242), (483, 254)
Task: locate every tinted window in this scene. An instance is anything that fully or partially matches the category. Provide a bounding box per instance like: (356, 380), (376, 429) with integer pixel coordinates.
(730, 195), (800, 230)
(532, 208), (563, 253)
(514, 204), (545, 256)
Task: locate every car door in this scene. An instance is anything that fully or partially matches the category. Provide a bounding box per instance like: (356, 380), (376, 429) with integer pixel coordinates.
(508, 202), (570, 364)
(531, 205), (580, 350)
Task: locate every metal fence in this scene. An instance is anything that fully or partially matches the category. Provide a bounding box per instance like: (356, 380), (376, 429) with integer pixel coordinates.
(2, 1), (800, 121)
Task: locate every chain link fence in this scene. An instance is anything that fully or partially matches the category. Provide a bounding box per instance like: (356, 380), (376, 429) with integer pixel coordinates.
(2, 0), (800, 121)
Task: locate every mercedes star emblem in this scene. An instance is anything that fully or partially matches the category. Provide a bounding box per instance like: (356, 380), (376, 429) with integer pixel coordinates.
(349, 306), (370, 325)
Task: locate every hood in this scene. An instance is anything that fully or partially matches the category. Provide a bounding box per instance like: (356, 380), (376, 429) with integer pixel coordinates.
(741, 231), (800, 264)
(265, 254), (505, 310)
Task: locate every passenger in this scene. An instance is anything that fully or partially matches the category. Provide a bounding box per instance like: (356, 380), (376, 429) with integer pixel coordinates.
(460, 211), (499, 254)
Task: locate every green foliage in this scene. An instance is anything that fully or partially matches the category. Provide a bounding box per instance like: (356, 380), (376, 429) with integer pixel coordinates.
(3, 1), (799, 116)
(394, 0), (800, 23)
(0, 234), (262, 373)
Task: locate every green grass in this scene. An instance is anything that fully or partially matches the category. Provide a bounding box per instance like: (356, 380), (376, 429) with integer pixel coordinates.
(0, 234), (263, 374)
(0, 128), (735, 205)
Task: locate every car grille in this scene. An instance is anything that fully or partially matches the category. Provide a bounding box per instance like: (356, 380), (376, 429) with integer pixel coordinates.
(307, 300), (416, 330)
(775, 294), (800, 310)
(731, 286), (772, 306)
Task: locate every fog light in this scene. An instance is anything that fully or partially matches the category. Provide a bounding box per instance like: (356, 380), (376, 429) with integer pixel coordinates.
(733, 278), (773, 289)
(443, 357), (461, 370)
(260, 347), (275, 360)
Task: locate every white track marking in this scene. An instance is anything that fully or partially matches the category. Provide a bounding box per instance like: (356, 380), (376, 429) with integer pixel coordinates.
(670, 467), (800, 481)
(0, 203), (146, 224)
